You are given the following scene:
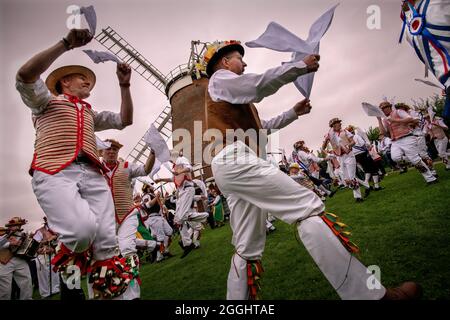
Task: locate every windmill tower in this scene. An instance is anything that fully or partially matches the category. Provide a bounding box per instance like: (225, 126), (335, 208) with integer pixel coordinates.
(95, 27), (212, 180)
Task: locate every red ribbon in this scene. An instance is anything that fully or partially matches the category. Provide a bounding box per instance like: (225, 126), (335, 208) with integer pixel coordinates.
(65, 94), (92, 109)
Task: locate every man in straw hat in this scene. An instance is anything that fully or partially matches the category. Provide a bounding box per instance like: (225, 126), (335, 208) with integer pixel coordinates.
(15, 28), (135, 299)
(204, 40), (420, 300)
(377, 102), (438, 184)
(100, 138), (156, 299)
(323, 118), (371, 202)
(0, 217), (33, 300)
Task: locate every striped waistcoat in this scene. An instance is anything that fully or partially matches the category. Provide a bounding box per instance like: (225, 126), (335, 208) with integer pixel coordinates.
(106, 161), (135, 225)
(384, 110), (412, 141)
(30, 95), (101, 175)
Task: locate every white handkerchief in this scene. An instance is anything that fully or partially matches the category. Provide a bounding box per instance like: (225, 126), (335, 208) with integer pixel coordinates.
(143, 124), (171, 163)
(245, 4), (339, 98)
(83, 50), (121, 64)
(80, 5), (97, 36)
(414, 78), (445, 90)
(95, 136), (111, 150)
(362, 102), (386, 118)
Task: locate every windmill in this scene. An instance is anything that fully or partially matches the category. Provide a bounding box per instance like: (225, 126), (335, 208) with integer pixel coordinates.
(94, 26), (212, 183)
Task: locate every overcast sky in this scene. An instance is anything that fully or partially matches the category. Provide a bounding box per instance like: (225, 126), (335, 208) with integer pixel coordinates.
(0, 0), (442, 231)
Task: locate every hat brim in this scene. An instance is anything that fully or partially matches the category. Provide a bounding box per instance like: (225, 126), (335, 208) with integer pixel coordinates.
(206, 44), (245, 77)
(45, 65), (96, 96)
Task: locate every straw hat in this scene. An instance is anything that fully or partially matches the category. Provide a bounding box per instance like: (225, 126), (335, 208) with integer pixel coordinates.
(5, 217), (27, 227)
(45, 65), (96, 96)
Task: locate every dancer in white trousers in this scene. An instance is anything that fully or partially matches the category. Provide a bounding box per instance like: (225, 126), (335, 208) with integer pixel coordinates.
(204, 40), (420, 300)
(101, 139), (157, 300)
(323, 119), (371, 202)
(142, 191), (173, 262)
(155, 154), (209, 258)
(377, 102), (438, 184)
(16, 27), (135, 299)
(0, 217), (33, 300)
(398, 103), (437, 175)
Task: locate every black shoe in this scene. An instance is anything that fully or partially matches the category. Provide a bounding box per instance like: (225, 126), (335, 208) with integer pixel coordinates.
(180, 244), (195, 259)
(364, 187), (371, 198)
(355, 198), (364, 203)
(373, 187), (384, 191)
(329, 190), (336, 198)
(427, 179), (439, 186)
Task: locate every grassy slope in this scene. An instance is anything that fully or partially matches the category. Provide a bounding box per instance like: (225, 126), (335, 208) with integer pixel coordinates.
(139, 163), (450, 300)
(36, 164), (450, 300)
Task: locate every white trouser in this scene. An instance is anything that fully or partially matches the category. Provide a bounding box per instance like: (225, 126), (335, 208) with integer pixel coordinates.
(434, 137), (450, 168)
(147, 214), (173, 242)
(416, 135), (430, 159)
(36, 254), (60, 298)
(391, 136), (436, 182)
(175, 182), (195, 224)
(180, 212), (209, 247)
(188, 220), (204, 247)
(212, 141), (385, 300)
(32, 163), (118, 260)
(0, 257), (33, 300)
(338, 153), (363, 199)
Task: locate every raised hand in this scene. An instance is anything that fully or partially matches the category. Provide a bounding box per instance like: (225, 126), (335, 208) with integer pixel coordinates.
(116, 63), (132, 84)
(64, 29), (93, 49)
(293, 98), (312, 116)
(303, 54), (320, 73)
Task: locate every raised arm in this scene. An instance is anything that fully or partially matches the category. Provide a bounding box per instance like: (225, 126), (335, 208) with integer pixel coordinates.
(209, 55), (320, 104)
(17, 29), (92, 83)
(116, 63), (133, 127)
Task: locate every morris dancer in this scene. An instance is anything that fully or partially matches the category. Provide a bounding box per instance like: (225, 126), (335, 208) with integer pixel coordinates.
(346, 125), (382, 191)
(142, 189), (173, 262)
(396, 103), (437, 176)
(16, 28), (135, 299)
(377, 102), (438, 184)
(323, 118), (371, 202)
(204, 40), (419, 300)
(154, 153), (208, 259)
(101, 138), (157, 299)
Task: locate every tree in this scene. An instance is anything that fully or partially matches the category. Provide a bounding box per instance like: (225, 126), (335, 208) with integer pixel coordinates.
(366, 126), (380, 143)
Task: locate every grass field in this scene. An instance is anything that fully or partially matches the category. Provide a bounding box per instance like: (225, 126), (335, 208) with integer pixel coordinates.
(36, 163), (450, 300)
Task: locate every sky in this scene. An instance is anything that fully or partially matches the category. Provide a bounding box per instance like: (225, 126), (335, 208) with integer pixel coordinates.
(0, 0), (442, 231)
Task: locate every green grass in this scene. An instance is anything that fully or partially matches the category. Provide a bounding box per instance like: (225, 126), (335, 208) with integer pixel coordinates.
(36, 164), (450, 300)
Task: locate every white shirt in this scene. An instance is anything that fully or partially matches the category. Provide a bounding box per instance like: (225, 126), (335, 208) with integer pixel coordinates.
(208, 63), (308, 133)
(352, 134), (369, 156)
(16, 78), (125, 131)
(208, 60), (308, 104)
(103, 161), (146, 180)
(378, 137), (392, 154)
(296, 150), (324, 166)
